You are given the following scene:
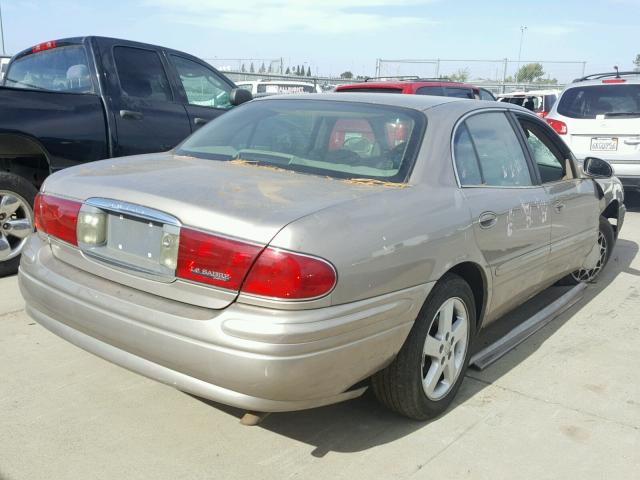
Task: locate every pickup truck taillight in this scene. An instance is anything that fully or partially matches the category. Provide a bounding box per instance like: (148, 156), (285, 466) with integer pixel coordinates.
(34, 193), (81, 245)
(546, 118), (567, 135)
(176, 228), (337, 300)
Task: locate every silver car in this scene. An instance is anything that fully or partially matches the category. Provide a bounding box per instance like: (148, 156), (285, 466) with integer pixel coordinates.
(18, 93), (624, 420)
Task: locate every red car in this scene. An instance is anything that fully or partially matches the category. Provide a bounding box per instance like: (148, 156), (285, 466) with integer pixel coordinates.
(336, 78), (496, 101)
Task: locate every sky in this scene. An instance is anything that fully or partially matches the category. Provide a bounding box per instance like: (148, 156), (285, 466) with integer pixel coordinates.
(1, 0), (639, 81)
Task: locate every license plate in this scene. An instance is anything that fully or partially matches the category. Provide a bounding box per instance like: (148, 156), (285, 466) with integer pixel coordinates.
(590, 137), (618, 151)
(106, 214), (164, 263)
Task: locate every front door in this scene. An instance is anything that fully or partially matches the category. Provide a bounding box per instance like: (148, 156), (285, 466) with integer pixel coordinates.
(453, 111), (552, 323)
(515, 115), (600, 279)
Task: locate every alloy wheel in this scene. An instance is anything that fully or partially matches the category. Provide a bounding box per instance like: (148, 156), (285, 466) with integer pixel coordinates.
(0, 191), (34, 262)
(571, 231), (607, 283)
(421, 297), (469, 401)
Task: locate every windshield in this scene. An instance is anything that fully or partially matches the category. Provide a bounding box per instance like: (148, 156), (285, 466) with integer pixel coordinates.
(4, 45), (94, 93)
(557, 84), (640, 119)
(177, 99), (425, 182)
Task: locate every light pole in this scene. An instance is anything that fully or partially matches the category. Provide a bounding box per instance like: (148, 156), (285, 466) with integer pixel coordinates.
(516, 25), (527, 84)
(0, 0), (6, 56)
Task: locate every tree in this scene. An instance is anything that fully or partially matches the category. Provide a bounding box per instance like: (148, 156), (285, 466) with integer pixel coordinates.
(249, 62), (255, 73)
(259, 62), (266, 73)
(285, 66), (291, 75)
(634, 54), (640, 72)
(306, 66), (311, 77)
(516, 62), (544, 83)
(340, 71), (354, 79)
(449, 68), (470, 82)
(240, 63), (246, 73)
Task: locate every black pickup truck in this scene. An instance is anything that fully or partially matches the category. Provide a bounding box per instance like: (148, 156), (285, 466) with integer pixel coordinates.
(0, 36), (251, 275)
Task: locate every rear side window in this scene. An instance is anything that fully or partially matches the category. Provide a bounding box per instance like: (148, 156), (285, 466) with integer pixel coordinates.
(445, 87), (474, 99)
(114, 47), (172, 101)
(557, 84), (640, 119)
(4, 45), (94, 93)
(454, 112), (532, 187)
(453, 124), (482, 185)
(417, 86), (445, 96)
(479, 89), (496, 101)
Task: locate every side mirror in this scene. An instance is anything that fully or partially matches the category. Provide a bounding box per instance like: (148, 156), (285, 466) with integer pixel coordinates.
(583, 157), (613, 178)
(230, 88), (252, 106)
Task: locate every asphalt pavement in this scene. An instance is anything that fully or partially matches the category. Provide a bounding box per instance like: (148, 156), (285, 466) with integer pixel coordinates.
(1, 195), (639, 480)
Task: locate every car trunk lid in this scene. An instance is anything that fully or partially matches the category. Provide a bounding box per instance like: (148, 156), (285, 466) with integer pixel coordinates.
(42, 152), (380, 308)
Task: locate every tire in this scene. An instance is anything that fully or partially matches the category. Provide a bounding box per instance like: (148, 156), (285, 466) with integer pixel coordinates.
(0, 172), (38, 277)
(372, 273), (476, 420)
(560, 216), (614, 285)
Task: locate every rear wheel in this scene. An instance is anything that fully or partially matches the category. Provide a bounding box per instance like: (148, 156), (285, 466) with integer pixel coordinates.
(0, 173), (37, 277)
(372, 274), (476, 420)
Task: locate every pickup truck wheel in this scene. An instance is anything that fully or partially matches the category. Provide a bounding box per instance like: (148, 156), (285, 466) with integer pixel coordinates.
(372, 273), (476, 420)
(0, 173), (37, 277)
(562, 216), (614, 285)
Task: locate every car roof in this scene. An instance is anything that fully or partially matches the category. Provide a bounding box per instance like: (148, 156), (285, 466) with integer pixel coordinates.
(251, 91), (526, 113)
(338, 80), (477, 90)
(566, 75), (640, 88)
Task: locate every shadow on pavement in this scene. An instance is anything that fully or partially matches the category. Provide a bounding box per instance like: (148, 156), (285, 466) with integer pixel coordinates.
(192, 217), (639, 456)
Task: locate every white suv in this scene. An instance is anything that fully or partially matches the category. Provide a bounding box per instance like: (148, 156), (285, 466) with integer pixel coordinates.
(545, 71), (640, 192)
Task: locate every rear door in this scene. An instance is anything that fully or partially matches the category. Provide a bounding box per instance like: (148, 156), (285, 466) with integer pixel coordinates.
(514, 113), (599, 279)
(454, 110), (552, 322)
(167, 54), (235, 131)
(99, 41), (191, 157)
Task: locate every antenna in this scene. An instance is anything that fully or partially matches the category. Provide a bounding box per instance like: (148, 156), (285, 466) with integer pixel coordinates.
(614, 65), (620, 78)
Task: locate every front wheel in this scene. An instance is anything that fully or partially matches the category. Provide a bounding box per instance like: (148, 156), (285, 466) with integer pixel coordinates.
(372, 273), (476, 420)
(566, 216), (614, 284)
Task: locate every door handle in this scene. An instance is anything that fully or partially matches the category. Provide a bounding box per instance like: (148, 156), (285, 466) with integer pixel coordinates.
(623, 138), (640, 145)
(478, 211), (498, 229)
(194, 117), (209, 126)
(554, 202), (565, 213)
(119, 110), (144, 120)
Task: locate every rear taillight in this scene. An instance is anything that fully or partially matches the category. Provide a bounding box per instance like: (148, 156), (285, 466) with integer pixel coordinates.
(602, 79), (625, 84)
(242, 248), (336, 300)
(175, 228), (337, 300)
(34, 193), (81, 245)
(536, 111), (548, 119)
(546, 118), (567, 135)
(176, 228), (262, 290)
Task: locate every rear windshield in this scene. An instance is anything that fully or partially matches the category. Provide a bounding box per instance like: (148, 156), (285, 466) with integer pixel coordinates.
(445, 87), (474, 99)
(339, 87), (403, 94)
(4, 45), (94, 93)
(257, 83), (316, 94)
(557, 84), (640, 119)
(177, 99), (425, 182)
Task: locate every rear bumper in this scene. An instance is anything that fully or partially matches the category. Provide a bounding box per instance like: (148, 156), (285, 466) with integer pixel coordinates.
(19, 235), (431, 412)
